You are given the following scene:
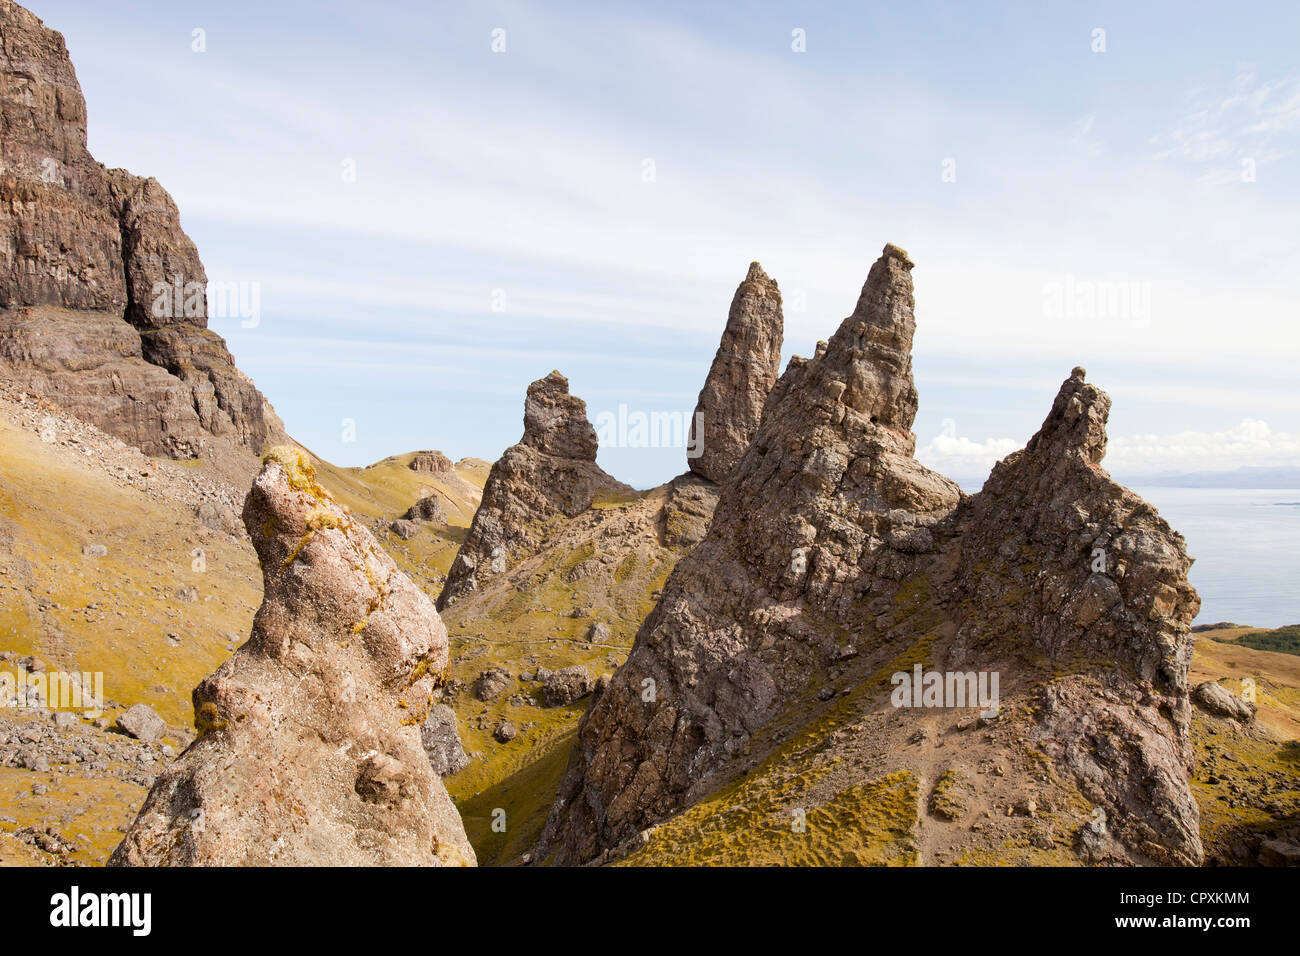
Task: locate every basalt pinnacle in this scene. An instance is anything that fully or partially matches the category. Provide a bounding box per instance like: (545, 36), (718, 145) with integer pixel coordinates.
(688, 261), (784, 482)
(437, 371), (631, 609)
(110, 448), (475, 866)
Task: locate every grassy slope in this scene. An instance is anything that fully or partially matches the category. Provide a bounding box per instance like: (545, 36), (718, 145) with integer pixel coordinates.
(430, 487), (685, 865)
(0, 415), (261, 732)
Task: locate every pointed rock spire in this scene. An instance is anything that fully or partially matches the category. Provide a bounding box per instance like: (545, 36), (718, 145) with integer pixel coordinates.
(688, 262), (784, 483)
(538, 249), (1203, 868)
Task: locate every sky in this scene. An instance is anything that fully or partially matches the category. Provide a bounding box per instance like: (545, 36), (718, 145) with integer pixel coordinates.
(36, 0), (1300, 488)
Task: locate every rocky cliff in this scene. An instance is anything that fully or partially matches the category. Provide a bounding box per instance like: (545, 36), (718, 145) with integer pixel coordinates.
(538, 245), (1203, 866)
(109, 448), (475, 866)
(0, 0), (281, 460)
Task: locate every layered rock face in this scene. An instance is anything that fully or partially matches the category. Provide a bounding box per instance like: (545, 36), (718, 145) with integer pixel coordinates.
(0, 1), (281, 458)
(410, 449), (452, 474)
(687, 262), (784, 483)
(437, 371), (632, 609)
(539, 244), (1202, 866)
(109, 448), (475, 866)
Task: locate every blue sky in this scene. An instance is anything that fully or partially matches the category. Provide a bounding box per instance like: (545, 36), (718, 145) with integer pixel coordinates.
(37, 0), (1300, 487)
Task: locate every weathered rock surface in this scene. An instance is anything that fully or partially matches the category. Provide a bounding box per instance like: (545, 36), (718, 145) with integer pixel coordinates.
(538, 244), (1203, 867)
(1192, 680), (1255, 722)
(390, 518), (420, 540)
(537, 665), (595, 707)
(109, 448), (475, 866)
(403, 494), (446, 524)
(473, 667), (511, 702)
(410, 450), (452, 474)
(688, 262), (784, 483)
(438, 371), (632, 608)
(421, 703), (470, 777)
(0, 1), (282, 459)
(117, 703), (164, 743)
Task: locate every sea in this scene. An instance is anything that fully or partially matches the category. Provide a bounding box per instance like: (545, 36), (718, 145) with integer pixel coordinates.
(1134, 488), (1299, 629)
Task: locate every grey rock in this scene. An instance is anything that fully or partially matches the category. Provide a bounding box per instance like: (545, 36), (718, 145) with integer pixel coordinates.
(390, 518), (420, 540)
(1192, 681), (1255, 722)
(421, 704), (470, 777)
(473, 668), (511, 702)
(117, 703), (165, 743)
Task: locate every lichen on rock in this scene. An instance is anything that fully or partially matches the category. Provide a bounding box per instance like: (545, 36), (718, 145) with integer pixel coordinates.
(109, 446), (475, 866)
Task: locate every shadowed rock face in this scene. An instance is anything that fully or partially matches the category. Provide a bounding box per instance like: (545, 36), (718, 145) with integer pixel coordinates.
(538, 245), (1203, 866)
(109, 448), (475, 866)
(688, 262), (783, 483)
(438, 371), (632, 609)
(0, 1), (281, 458)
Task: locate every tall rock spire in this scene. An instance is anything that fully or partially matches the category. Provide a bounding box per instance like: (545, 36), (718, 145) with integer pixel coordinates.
(688, 261), (784, 483)
(537, 246), (1203, 867)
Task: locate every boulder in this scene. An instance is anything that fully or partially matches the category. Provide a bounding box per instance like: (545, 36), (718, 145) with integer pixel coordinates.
(537, 665), (595, 707)
(403, 495), (446, 524)
(1192, 681), (1255, 721)
(420, 704), (470, 777)
(117, 703), (165, 743)
(473, 667), (511, 702)
(390, 518), (420, 540)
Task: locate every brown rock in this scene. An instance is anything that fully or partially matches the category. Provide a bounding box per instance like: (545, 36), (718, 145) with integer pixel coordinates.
(0, 1), (282, 459)
(403, 494), (446, 524)
(410, 450), (452, 474)
(688, 262), (783, 483)
(108, 448), (475, 866)
(438, 371), (632, 608)
(538, 244), (1203, 867)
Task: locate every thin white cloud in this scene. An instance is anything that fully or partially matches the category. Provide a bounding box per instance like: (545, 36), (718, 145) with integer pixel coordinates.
(1105, 419), (1300, 473)
(916, 419), (1300, 482)
(1153, 67), (1300, 182)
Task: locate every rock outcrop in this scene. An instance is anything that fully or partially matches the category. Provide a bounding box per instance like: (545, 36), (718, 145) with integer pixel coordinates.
(688, 262), (784, 483)
(1192, 680), (1255, 722)
(410, 450), (452, 474)
(0, 1), (281, 459)
(109, 448), (475, 866)
(538, 244), (1203, 867)
(421, 703), (471, 777)
(944, 366), (1202, 863)
(437, 371), (632, 609)
(403, 494), (446, 524)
